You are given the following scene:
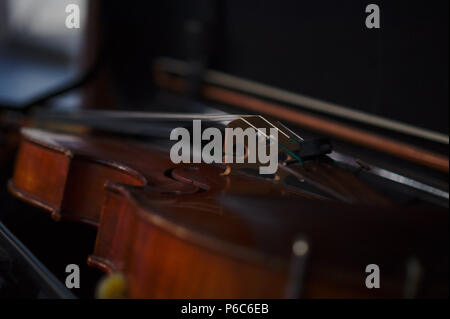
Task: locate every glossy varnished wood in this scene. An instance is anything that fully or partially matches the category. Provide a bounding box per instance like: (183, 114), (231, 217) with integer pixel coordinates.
(8, 128), (449, 298)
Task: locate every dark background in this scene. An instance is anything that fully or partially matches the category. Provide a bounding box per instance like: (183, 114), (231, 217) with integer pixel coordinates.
(98, 0), (448, 134)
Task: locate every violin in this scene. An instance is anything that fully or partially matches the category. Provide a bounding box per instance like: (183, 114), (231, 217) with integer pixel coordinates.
(7, 113), (449, 298)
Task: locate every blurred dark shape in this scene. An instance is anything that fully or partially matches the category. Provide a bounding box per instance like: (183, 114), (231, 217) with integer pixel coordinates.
(0, 0), (86, 109)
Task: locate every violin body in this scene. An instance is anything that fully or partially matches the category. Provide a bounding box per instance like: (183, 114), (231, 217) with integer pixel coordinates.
(8, 128), (449, 298)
